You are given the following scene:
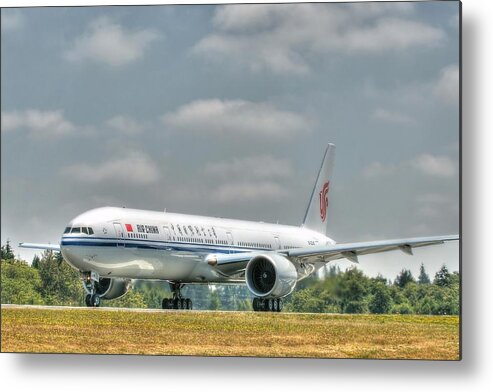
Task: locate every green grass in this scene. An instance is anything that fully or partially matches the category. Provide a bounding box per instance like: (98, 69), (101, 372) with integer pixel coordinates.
(0, 306), (460, 359)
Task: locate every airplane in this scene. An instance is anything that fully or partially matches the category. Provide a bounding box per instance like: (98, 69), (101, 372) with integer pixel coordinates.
(19, 143), (459, 311)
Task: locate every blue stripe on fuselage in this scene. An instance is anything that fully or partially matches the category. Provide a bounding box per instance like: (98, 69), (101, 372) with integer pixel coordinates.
(60, 237), (263, 254)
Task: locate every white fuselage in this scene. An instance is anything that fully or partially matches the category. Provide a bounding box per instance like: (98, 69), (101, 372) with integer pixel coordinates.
(60, 207), (334, 283)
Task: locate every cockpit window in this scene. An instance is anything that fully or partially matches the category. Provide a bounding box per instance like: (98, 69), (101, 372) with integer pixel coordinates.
(88, 227), (94, 235)
(63, 227), (71, 234)
(71, 227), (81, 233)
(82, 227), (88, 235)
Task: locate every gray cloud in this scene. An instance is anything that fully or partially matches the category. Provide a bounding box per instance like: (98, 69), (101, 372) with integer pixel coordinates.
(194, 3), (445, 74)
(1, 9), (24, 32)
(364, 153), (456, 179)
(412, 154), (456, 178)
(61, 151), (160, 185)
(106, 115), (145, 134)
(372, 108), (415, 125)
(1, 109), (75, 138)
(433, 64), (459, 105)
(162, 99), (310, 139)
(64, 16), (161, 67)
(211, 181), (286, 204)
(204, 155), (292, 180)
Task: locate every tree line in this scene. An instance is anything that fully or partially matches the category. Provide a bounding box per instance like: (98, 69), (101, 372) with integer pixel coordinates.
(1, 241), (459, 314)
(284, 264), (459, 315)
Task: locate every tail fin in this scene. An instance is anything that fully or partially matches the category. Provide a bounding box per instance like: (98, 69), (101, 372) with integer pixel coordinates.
(302, 143), (335, 236)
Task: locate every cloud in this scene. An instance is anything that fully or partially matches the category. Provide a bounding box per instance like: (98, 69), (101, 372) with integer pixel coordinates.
(433, 64), (459, 105)
(204, 155), (292, 179)
(1, 10), (24, 32)
(106, 115), (144, 134)
(211, 181), (286, 203)
(61, 151), (160, 185)
(362, 161), (398, 178)
(364, 153), (456, 179)
(372, 108), (414, 125)
(65, 17), (160, 66)
(1, 109), (75, 137)
(411, 154), (456, 178)
(194, 3), (445, 74)
(162, 99), (309, 139)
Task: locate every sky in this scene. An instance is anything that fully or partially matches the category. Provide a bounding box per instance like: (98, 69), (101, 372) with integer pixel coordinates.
(1, 1), (460, 280)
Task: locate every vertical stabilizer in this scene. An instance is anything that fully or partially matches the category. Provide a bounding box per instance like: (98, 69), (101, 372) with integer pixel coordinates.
(302, 143), (335, 236)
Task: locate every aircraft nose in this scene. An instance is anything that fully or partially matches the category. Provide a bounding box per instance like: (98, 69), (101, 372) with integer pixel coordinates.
(61, 246), (86, 270)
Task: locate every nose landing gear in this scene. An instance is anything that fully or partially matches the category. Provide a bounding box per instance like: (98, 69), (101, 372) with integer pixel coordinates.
(161, 282), (193, 310)
(82, 271), (101, 307)
(252, 298), (283, 312)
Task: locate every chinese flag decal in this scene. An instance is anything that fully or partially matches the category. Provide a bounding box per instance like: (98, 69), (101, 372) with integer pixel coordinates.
(125, 224), (133, 232)
(319, 181), (329, 222)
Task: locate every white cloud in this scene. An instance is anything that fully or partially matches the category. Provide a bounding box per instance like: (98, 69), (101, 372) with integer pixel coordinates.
(106, 115), (144, 134)
(205, 155), (292, 179)
(61, 151), (160, 185)
(412, 154), (456, 178)
(372, 108), (414, 125)
(364, 153), (456, 179)
(162, 99), (309, 139)
(65, 17), (160, 67)
(211, 181), (286, 203)
(1, 10), (24, 32)
(363, 161), (398, 178)
(433, 64), (459, 105)
(194, 3), (445, 74)
(1, 109), (75, 137)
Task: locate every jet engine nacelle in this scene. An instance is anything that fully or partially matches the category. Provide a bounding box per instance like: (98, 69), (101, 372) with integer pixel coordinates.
(83, 277), (131, 300)
(245, 253), (298, 298)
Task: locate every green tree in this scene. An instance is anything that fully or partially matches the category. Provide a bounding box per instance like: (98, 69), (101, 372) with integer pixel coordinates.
(418, 263), (431, 284)
(1, 240), (15, 260)
(31, 254), (41, 269)
(394, 269), (415, 288)
(107, 290), (147, 308)
(368, 283), (392, 314)
(1, 259), (45, 304)
(337, 268), (368, 313)
(287, 287), (325, 313)
(37, 250), (84, 306)
(434, 264), (452, 287)
(209, 289), (222, 310)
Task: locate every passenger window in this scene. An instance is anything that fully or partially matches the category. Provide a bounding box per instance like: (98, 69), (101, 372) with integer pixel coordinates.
(82, 227), (88, 235)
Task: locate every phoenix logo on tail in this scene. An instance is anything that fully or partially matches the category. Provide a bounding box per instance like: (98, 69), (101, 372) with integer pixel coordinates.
(319, 181), (329, 222)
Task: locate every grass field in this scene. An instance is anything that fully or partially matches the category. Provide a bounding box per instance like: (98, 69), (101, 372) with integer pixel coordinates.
(0, 306), (460, 359)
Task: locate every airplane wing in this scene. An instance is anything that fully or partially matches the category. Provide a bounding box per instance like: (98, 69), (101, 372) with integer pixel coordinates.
(208, 235), (459, 275)
(285, 235), (459, 263)
(19, 243), (61, 251)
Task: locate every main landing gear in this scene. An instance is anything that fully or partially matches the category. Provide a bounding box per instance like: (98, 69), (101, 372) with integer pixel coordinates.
(252, 298), (283, 312)
(83, 271), (101, 307)
(162, 282), (193, 310)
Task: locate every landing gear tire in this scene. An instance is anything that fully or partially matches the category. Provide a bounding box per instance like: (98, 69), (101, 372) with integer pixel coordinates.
(161, 282), (192, 310)
(85, 294), (91, 307)
(89, 294), (101, 307)
(252, 298), (283, 312)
